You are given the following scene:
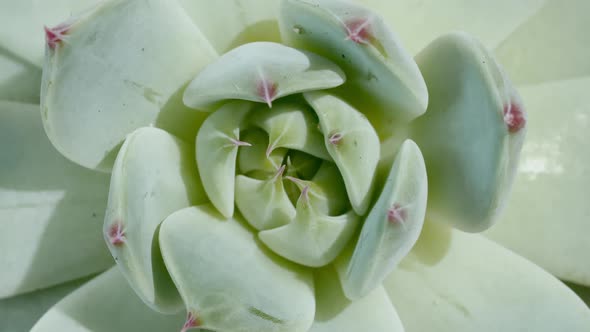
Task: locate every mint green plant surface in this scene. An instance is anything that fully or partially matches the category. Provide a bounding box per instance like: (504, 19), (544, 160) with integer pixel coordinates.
(1, 0), (589, 331)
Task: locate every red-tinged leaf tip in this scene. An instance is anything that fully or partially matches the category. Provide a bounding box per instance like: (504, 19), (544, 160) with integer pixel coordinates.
(44, 23), (70, 50)
(108, 221), (126, 246)
(344, 17), (373, 45)
(180, 312), (201, 332)
(273, 164), (287, 181)
(257, 77), (278, 108)
(229, 137), (252, 147)
(387, 204), (407, 226)
(503, 102), (526, 133)
(329, 132), (343, 145)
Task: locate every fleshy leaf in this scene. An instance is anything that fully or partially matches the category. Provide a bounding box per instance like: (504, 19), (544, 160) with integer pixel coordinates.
(250, 101), (331, 160)
(335, 139), (427, 300)
(103, 127), (207, 313)
(41, 0), (217, 171)
(495, 0), (590, 85)
(354, 0), (546, 55)
(0, 277), (89, 332)
(485, 77), (590, 286)
(410, 32), (525, 232)
(0, 48), (41, 103)
(31, 268), (185, 332)
(183, 41), (345, 110)
(280, 0), (428, 129)
(0, 0), (100, 66)
(384, 223), (590, 332)
(235, 170), (296, 231)
(237, 129), (288, 176)
(159, 205), (315, 332)
(304, 91), (380, 215)
(0, 101), (112, 299)
(178, 0), (281, 54)
(196, 101), (254, 218)
(310, 267), (405, 332)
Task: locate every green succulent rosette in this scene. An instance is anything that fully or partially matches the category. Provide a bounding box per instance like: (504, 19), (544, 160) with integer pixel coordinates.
(1, 0), (590, 331)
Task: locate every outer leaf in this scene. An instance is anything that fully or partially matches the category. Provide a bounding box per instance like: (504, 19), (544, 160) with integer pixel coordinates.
(495, 0), (590, 85)
(30, 268), (185, 332)
(159, 205), (315, 332)
(178, 0), (281, 54)
(335, 140), (427, 300)
(103, 127), (207, 313)
(0, 101), (112, 299)
(0, 277), (88, 332)
(355, 0), (546, 54)
(310, 267), (405, 332)
(280, 0), (428, 128)
(196, 101), (254, 218)
(411, 32), (525, 232)
(41, 0), (217, 171)
(384, 223), (590, 332)
(183, 42), (345, 110)
(0, 0), (99, 65)
(304, 92), (379, 215)
(485, 77), (590, 286)
(0, 47), (41, 103)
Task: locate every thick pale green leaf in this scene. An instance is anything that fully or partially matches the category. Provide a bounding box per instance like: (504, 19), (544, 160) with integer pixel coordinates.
(495, 0), (590, 85)
(250, 102), (330, 160)
(178, 0), (281, 54)
(0, 47), (41, 104)
(235, 173), (296, 231)
(31, 268), (185, 332)
(159, 205), (315, 332)
(0, 0), (99, 66)
(567, 283), (590, 307)
(336, 140), (427, 300)
(0, 101), (112, 299)
(196, 101), (254, 218)
(41, 0), (217, 171)
(310, 267), (404, 332)
(485, 77), (590, 286)
(384, 222), (590, 332)
(411, 32), (525, 232)
(0, 277), (88, 332)
(281, 0), (428, 128)
(183, 42), (345, 110)
(103, 127), (207, 313)
(304, 92), (379, 215)
(355, 0), (546, 55)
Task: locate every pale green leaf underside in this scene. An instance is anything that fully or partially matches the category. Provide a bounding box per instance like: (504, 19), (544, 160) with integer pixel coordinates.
(280, 0), (428, 126)
(183, 41), (345, 110)
(41, 0), (217, 171)
(196, 101), (254, 218)
(159, 205), (315, 332)
(103, 127), (207, 313)
(485, 77), (590, 286)
(385, 222), (590, 332)
(31, 268), (185, 332)
(411, 32), (522, 232)
(336, 139), (427, 300)
(304, 92), (379, 216)
(310, 267), (405, 332)
(0, 101), (112, 299)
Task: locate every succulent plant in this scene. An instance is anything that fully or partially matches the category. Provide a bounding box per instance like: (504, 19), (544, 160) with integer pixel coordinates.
(1, 0), (590, 331)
